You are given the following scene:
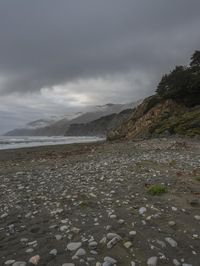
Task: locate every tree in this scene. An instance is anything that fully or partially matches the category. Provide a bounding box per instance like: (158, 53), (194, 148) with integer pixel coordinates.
(190, 50), (200, 67)
(156, 51), (200, 107)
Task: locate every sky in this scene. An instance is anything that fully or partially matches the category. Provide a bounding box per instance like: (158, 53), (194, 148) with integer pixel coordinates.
(0, 0), (200, 134)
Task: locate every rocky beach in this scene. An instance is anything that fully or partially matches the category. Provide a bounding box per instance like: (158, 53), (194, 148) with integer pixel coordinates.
(0, 138), (200, 265)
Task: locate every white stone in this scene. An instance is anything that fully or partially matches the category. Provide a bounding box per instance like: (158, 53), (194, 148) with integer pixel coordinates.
(49, 249), (57, 256)
(173, 259), (180, 266)
(12, 262), (26, 266)
(104, 256), (117, 264)
(147, 256), (158, 266)
(129, 231), (137, 236)
(194, 215), (200, 221)
(139, 207), (147, 215)
(124, 241), (132, 248)
(4, 260), (15, 265)
(74, 248), (86, 257)
(165, 237), (177, 247)
(67, 242), (82, 251)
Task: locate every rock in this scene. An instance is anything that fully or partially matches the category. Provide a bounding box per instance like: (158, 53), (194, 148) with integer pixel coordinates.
(109, 214), (117, 219)
(55, 234), (62, 240)
(182, 264), (192, 266)
(89, 241), (98, 249)
(104, 256), (117, 264)
(165, 237), (177, 247)
(124, 241), (132, 248)
(28, 255), (40, 265)
(129, 231), (137, 236)
(99, 236), (107, 245)
(1, 213), (8, 219)
(67, 242), (82, 251)
(62, 264), (75, 266)
(106, 233), (121, 240)
(194, 215), (200, 220)
(12, 262), (26, 266)
(26, 248), (34, 253)
(107, 236), (121, 249)
(102, 263), (112, 266)
(74, 248), (86, 257)
(118, 219), (125, 224)
(49, 249), (57, 256)
(173, 259), (180, 266)
(147, 256), (158, 266)
(139, 207), (147, 215)
(168, 221), (176, 226)
(4, 260), (15, 265)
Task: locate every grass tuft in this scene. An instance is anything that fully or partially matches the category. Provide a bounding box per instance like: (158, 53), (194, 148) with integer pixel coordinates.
(194, 176), (200, 182)
(148, 184), (167, 195)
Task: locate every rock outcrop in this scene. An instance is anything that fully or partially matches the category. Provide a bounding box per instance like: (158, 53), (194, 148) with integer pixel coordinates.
(107, 95), (200, 140)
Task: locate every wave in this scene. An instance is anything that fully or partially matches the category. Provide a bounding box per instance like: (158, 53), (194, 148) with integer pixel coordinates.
(0, 136), (104, 150)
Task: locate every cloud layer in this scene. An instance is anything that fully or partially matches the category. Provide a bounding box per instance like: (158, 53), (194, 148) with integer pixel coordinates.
(0, 0), (200, 133)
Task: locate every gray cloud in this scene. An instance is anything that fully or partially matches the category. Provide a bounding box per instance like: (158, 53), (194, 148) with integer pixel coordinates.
(0, 0), (200, 133)
(0, 0), (200, 93)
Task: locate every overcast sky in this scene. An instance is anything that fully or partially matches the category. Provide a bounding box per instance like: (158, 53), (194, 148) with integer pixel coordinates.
(0, 0), (200, 134)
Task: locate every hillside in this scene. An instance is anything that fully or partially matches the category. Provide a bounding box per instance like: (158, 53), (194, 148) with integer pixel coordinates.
(5, 102), (140, 136)
(107, 51), (200, 141)
(65, 109), (133, 136)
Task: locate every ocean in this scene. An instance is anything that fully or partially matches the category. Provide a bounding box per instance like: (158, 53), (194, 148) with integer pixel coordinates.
(0, 136), (104, 150)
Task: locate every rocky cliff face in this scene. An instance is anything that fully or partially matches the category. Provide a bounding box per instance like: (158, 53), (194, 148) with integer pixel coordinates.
(107, 95), (200, 140)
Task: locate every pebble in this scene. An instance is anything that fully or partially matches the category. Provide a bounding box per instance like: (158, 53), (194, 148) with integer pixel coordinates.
(26, 248), (34, 253)
(55, 234), (62, 240)
(147, 256), (158, 266)
(67, 242), (82, 251)
(28, 255), (40, 265)
(129, 230), (137, 236)
(49, 249), (57, 256)
(74, 248), (86, 257)
(107, 236), (121, 249)
(89, 241), (98, 249)
(168, 221), (176, 226)
(107, 233), (121, 240)
(194, 215), (200, 221)
(104, 256), (117, 264)
(173, 259), (180, 265)
(4, 260), (15, 265)
(139, 207), (147, 215)
(12, 262), (27, 266)
(165, 237), (177, 247)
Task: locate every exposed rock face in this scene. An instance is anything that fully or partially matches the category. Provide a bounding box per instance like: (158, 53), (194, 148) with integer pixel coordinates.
(107, 95), (200, 140)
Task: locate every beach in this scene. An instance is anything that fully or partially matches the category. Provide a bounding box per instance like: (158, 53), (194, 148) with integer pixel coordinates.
(0, 138), (200, 265)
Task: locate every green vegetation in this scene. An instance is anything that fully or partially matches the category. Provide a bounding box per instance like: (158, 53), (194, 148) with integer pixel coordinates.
(156, 50), (200, 107)
(194, 176), (200, 182)
(153, 107), (200, 137)
(107, 50), (200, 141)
(148, 184), (167, 195)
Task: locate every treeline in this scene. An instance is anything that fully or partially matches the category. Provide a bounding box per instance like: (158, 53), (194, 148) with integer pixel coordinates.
(156, 50), (200, 107)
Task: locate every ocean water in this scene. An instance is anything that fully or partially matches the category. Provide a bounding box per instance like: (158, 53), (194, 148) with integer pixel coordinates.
(0, 136), (104, 150)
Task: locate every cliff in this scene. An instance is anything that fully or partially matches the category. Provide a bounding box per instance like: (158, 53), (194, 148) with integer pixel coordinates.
(107, 95), (200, 140)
